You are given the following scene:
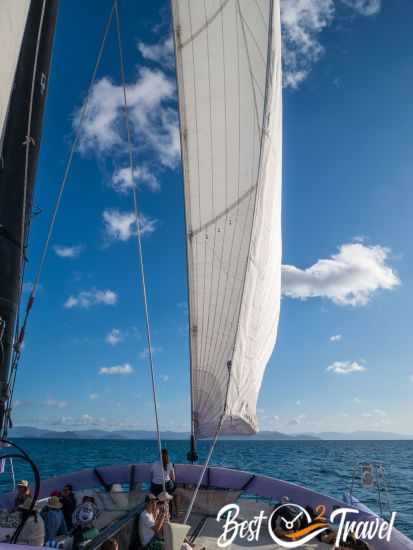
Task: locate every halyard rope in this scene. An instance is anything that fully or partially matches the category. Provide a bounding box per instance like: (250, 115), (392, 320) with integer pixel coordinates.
(114, 0), (166, 494)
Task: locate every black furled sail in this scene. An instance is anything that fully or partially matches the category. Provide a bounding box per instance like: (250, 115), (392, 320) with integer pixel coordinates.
(0, 0), (59, 435)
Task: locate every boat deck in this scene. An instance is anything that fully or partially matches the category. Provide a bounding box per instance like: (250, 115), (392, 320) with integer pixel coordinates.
(176, 492), (349, 550)
(0, 463), (408, 549)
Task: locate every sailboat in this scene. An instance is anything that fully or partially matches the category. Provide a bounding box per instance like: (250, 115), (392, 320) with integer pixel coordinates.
(0, 1), (411, 548)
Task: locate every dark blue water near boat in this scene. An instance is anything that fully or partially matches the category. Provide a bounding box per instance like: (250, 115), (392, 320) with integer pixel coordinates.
(2, 439), (412, 539)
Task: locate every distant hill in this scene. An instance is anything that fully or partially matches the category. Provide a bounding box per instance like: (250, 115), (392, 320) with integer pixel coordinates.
(9, 426), (319, 441)
(231, 431), (320, 441)
(10, 426), (411, 441)
(307, 430), (413, 441)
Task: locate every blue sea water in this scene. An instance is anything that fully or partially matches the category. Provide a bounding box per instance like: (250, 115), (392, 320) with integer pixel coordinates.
(1, 439), (412, 539)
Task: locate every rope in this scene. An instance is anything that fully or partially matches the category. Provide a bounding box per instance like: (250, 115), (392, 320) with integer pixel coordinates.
(4, 3), (116, 431)
(183, 362), (231, 524)
(113, 0), (166, 495)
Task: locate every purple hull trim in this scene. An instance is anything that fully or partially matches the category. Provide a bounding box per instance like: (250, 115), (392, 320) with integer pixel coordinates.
(0, 463), (411, 549)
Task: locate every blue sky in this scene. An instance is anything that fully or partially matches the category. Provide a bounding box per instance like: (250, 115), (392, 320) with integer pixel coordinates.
(13, 0), (413, 435)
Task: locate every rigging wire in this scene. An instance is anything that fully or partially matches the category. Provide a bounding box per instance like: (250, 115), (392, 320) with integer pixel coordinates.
(113, 0), (166, 495)
(4, 2), (116, 429)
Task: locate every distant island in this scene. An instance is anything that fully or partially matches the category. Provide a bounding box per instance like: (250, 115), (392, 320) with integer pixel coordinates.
(8, 426), (413, 441)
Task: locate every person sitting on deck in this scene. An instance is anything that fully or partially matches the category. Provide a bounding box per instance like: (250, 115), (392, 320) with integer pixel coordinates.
(139, 494), (167, 550)
(72, 501), (99, 549)
(150, 449), (175, 497)
(60, 484), (76, 530)
(13, 480), (31, 511)
(40, 495), (68, 543)
(15, 497), (45, 546)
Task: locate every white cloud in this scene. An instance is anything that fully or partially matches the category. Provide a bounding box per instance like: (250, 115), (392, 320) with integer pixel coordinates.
(53, 414), (101, 427)
(353, 397), (361, 403)
(330, 334), (342, 342)
(43, 399), (68, 409)
(281, 0), (334, 88)
(281, 0), (382, 89)
(361, 408), (390, 427)
(296, 400), (301, 406)
(64, 289), (117, 309)
(102, 209), (156, 242)
(105, 328), (123, 346)
(75, 68), (179, 168)
(89, 393), (99, 400)
(112, 165), (160, 194)
(137, 35), (174, 68)
(99, 363), (134, 375)
(288, 413), (306, 426)
(362, 408), (387, 418)
(409, 375), (413, 383)
(53, 244), (84, 259)
(327, 361), (366, 374)
(51, 414), (146, 429)
(160, 374), (169, 383)
(14, 400), (32, 408)
(282, 243), (399, 306)
(341, 0), (381, 16)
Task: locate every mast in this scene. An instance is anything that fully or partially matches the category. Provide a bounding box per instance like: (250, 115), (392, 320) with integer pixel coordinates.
(0, 0), (59, 434)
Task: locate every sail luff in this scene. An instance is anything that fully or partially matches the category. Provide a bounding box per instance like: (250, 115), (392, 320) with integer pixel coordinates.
(172, 0), (282, 439)
(0, 1), (31, 153)
(170, 0), (198, 444)
(0, 0), (59, 432)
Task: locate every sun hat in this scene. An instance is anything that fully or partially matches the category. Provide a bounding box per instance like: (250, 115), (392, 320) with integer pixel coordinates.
(47, 496), (63, 509)
(17, 480), (29, 488)
(144, 494), (158, 504)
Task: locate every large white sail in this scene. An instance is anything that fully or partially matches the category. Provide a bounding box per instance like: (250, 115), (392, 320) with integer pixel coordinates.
(172, 0), (282, 438)
(0, 0), (31, 149)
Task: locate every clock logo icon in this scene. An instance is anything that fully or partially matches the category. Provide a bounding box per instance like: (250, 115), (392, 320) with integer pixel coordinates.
(268, 503), (329, 548)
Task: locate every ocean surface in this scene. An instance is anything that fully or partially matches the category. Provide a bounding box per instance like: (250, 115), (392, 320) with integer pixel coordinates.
(1, 439), (412, 539)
